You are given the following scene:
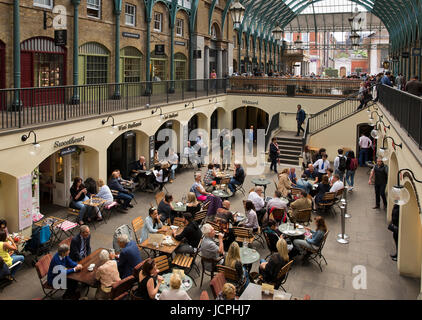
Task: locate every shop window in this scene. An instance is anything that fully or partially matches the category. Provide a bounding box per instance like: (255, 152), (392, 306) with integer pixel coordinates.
(176, 18), (184, 37)
(152, 59), (166, 80)
(154, 12), (163, 32)
(174, 53), (186, 80)
(34, 53), (64, 87)
(87, 0), (101, 18)
(125, 3), (136, 26)
(86, 55), (108, 84)
(34, 0), (53, 9)
(121, 47), (142, 82)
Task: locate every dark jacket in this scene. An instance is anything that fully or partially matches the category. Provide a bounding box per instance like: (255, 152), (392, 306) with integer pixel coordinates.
(47, 253), (77, 286)
(315, 183), (331, 203)
(269, 143), (279, 160)
(263, 253), (287, 283)
(234, 166), (245, 184)
(108, 178), (127, 193)
(69, 234), (91, 262)
(117, 240), (142, 279)
(174, 221), (202, 248)
(70, 185), (85, 202)
(296, 109), (306, 123)
(374, 164), (388, 185)
(391, 204), (400, 227)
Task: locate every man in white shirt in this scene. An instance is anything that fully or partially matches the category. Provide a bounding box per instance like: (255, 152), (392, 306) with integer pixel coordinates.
(167, 148), (179, 183)
(330, 174), (344, 193)
(333, 149), (347, 181)
(313, 154), (330, 181)
(358, 133), (373, 167)
(248, 186), (266, 223)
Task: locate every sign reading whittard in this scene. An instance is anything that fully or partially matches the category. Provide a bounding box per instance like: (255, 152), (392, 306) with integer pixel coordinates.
(118, 121), (142, 131)
(54, 136), (85, 148)
(242, 100), (258, 105)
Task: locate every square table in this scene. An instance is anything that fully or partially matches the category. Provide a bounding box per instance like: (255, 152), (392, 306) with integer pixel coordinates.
(67, 248), (105, 287)
(239, 283), (292, 300)
(139, 225), (182, 256)
(83, 197), (107, 219)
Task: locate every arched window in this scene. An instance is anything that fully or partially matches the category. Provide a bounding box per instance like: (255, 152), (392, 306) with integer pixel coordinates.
(120, 46), (143, 82)
(78, 42), (110, 84)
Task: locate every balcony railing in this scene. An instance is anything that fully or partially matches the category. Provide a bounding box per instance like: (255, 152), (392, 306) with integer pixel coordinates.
(378, 85), (422, 149)
(0, 79), (229, 131)
(228, 77), (361, 97)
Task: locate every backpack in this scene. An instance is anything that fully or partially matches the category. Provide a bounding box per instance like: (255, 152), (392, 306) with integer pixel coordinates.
(349, 158), (358, 171)
(338, 156), (347, 172)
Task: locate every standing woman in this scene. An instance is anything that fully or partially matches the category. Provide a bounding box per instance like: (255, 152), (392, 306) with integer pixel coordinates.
(302, 145), (312, 171)
(345, 151), (358, 191)
(269, 137), (279, 174)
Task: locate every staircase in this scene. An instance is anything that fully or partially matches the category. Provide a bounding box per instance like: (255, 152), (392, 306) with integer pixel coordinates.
(274, 131), (302, 166)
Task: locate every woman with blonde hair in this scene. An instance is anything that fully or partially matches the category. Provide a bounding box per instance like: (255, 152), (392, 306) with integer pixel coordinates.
(224, 242), (249, 295)
(186, 192), (201, 215)
(216, 283), (237, 300)
(95, 179), (114, 205)
(277, 168), (292, 197)
(159, 273), (192, 300)
(259, 238), (289, 284)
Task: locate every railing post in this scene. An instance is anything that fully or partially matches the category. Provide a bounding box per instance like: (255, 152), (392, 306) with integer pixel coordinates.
(126, 84), (129, 110)
(166, 81), (169, 104)
(206, 79), (209, 97)
(64, 87), (67, 120)
(98, 85), (101, 115)
(182, 80), (185, 101)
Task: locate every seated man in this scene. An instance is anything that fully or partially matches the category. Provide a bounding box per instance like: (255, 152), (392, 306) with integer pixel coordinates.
(108, 171), (134, 211)
(173, 212), (203, 254)
(263, 190), (288, 227)
(289, 191), (312, 221)
(69, 225), (91, 263)
(200, 223), (224, 271)
(295, 174), (313, 194)
(304, 164), (319, 182)
(158, 193), (175, 224)
(228, 161), (245, 193)
(47, 244), (82, 299)
(326, 168), (334, 185)
(330, 174), (344, 193)
(113, 234), (142, 279)
(132, 156), (147, 186)
(248, 186), (266, 224)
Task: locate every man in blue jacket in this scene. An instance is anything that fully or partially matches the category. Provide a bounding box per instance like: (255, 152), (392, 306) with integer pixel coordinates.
(47, 244), (82, 299)
(111, 234), (142, 279)
(296, 104), (306, 136)
(69, 225), (91, 262)
(108, 171), (134, 211)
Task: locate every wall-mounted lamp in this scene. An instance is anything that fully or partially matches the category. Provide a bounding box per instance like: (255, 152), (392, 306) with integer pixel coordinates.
(209, 97), (221, 110)
(377, 136), (402, 161)
(370, 119), (390, 139)
(368, 111), (383, 125)
(185, 101), (196, 115)
(152, 106), (165, 123)
(102, 115), (117, 134)
(366, 104), (378, 113)
(390, 169), (422, 205)
(21, 130), (41, 156)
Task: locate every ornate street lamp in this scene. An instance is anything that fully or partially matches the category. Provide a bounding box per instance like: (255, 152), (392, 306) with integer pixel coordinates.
(229, 0), (245, 29)
(272, 26), (283, 42)
(349, 31), (360, 50)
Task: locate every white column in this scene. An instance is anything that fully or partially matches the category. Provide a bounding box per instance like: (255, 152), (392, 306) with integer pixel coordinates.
(217, 49), (223, 78)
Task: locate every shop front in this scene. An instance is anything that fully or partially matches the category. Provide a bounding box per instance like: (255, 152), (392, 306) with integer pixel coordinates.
(107, 131), (137, 180)
(174, 52), (187, 80)
(20, 37), (66, 106)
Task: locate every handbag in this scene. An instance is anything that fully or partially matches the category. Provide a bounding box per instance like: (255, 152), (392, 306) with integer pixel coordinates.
(387, 223), (398, 233)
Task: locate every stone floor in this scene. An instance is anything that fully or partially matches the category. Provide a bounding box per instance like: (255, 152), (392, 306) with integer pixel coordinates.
(0, 162), (420, 300)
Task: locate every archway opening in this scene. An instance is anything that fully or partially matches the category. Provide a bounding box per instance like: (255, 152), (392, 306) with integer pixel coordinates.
(232, 106), (269, 133)
(154, 119), (181, 160)
(356, 122), (377, 164)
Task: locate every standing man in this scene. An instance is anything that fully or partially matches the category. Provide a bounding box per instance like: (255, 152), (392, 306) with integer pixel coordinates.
(247, 125), (254, 154)
(380, 71), (393, 86)
(395, 73), (404, 90)
(333, 149), (347, 181)
(405, 75), (422, 97)
(313, 154), (330, 182)
(269, 137), (279, 174)
(69, 225), (91, 262)
(358, 133), (372, 167)
(296, 104), (306, 136)
(368, 158), (388, 210)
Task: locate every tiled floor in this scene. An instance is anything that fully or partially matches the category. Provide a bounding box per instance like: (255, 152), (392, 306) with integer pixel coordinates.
(1, 163), (420, 300)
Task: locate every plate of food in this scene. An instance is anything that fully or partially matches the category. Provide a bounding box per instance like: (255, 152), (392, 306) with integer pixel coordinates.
(170, 225), (179, 230)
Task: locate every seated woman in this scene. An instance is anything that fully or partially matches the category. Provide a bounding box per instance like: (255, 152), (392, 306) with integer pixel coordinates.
(95, 249), (121, 300)
(158, 193), (175, 224)
(140, 207), (164, 244)
(0, 231), (24, 280)
(224, 242), (249, 295)
(70, 177), (91, 225)
(190, 172), (213, 202)
(216, 283), (237, 300)
(153, 162), (170, 191)
(159, 273), (192, 300)
(314, 175), (331, 210)
(238, 200), (259, 233)
(259, 238), (289, 284)
(186, 192), (201, 216)
(203, 164), (217, 187)
(293, 216), (327, 259)
(263, 220), (281, 252)
(95, 179), (114, 206)
(134, 258), (163, 300)
(0, 257), (10, 281)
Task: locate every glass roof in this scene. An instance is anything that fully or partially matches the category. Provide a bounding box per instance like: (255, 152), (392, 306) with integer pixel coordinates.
(301, 0), (367, 14)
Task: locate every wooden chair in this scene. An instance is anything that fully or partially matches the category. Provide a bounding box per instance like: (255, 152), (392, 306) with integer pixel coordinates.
(172, 238), (203, 283)
(274, 260), (294, 291)
(35, 253), (59, 299)
(199, 255), (221, 287)
(193, 210), (207, 226)
(263, 231), (278, 259)
(207, 221), (221, 233)
(209, 272), (226, 299)
(132, 260), (147, 280)
(59, 237), (72, 248)
(172, 217), (185, 227)
(155, 191), (165, 207)
(200, 290), (210, 300)
(317, 192), (337, 215)
(154, 255), (171, 274)
(252, 226), (266, 249)
(291, 188), (302, 198)
(201, 200), (211, 211)
(216, 265), (239, 283)
(303, 231), (329, 272)
(131, 216), (150, 258)
(67, 207), (97, 230)
(110, 275), (136, 300)
(294, 209), (312, 225)
(271, 208), (285, 225)
(232, 226), (254, 245)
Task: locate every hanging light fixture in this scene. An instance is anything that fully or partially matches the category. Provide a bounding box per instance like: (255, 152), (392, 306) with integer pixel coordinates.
(102, 115), (118, 135)
(377, 136), (402, 162)
(272, 26), (283, 42)
(152, 106), (164, 123)
(21, 130), (41, 156)
(229, 0), (246, 29)
(390, 169), (422, 205)
(349, 31), (360, 50)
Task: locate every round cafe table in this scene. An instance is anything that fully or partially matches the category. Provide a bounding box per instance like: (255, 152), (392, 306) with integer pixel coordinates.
(251, 178), (271, 198)
(278, 223), (306, 238)
(212, 189), (233, 200)
(239, 246), (260, 273)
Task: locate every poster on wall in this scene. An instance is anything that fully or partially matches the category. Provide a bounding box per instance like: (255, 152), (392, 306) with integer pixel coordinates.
(18, 174), (33, 230)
